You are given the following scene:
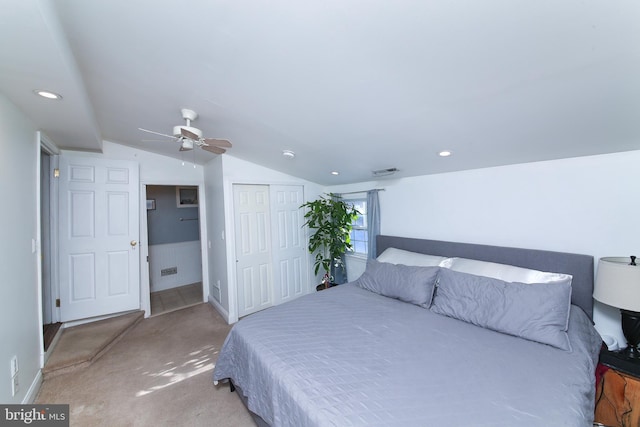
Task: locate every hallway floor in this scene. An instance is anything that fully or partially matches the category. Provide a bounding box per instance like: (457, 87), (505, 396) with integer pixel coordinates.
(150, 283), (202, 316)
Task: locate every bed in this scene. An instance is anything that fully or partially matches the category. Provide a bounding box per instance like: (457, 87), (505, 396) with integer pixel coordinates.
(213, 235), (602, 426)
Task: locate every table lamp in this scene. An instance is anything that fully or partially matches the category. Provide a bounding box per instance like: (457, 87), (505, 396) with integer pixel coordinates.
(593, 256), (640, 359)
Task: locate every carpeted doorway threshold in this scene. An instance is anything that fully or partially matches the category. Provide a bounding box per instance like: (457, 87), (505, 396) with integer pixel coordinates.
(42, 311), (144, 379)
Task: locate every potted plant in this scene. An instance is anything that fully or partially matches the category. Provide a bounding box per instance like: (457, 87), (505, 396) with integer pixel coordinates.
(301, 193), (360, 289)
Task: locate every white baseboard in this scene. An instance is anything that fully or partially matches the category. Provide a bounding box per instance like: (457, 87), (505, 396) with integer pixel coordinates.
(23, 370), (43, 404)
(208, 295), (230, 324)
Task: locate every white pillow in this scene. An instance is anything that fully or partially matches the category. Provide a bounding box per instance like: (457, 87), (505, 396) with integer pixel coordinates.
(377, 247), (446, 267)
(439, 257), (572, 285)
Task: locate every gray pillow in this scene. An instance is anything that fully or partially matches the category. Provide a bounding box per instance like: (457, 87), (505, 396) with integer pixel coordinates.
(356, 259), (440, 308)
(431, 268), (572, 351)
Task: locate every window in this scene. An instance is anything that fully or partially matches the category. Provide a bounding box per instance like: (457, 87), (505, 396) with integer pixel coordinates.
(349, 199), (368, 256)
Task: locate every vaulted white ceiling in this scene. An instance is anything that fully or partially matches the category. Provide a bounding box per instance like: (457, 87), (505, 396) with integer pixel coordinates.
(1, 0), (639, 184)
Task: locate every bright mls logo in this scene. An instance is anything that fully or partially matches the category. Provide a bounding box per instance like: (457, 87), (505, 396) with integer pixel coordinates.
(0, 405), (68, 426)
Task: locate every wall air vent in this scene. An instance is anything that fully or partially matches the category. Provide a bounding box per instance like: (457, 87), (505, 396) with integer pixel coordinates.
(372, 168), (398, 177)
(161, 267), (178, 276)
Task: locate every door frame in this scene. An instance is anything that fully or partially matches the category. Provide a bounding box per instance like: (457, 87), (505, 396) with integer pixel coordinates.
(36, 131), (60, 365)
(139, 181), (210, 317)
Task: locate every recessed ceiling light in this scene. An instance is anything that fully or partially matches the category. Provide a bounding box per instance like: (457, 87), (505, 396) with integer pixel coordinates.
(438, 150), (452, 157)
(331, 171), (340, 175)
(282, 150), (295, 159)
(34, 90), (62, 100)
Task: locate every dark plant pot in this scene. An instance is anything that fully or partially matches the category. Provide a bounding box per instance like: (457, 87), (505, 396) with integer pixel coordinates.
(316, 282), (338, 292)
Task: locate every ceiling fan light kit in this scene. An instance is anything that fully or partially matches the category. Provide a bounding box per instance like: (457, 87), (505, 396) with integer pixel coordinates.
(180, 139), (194, 151)
(139, 108), (232, 155)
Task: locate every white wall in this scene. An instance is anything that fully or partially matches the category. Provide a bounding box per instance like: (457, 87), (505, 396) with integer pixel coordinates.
(203, 156), (226, 311)
(329, 150), (640, 346)
(149, 241), (203, 291)
(0, 94), (42, 403)
(203, 155), (323, 322)
(65, 140), (205, 184)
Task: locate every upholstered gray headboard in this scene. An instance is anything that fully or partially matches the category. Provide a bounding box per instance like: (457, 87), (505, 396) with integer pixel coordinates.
(376, 235), (595, 320)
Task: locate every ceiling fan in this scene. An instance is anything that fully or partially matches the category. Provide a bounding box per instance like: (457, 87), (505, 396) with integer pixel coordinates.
(139, 108), (232, 154)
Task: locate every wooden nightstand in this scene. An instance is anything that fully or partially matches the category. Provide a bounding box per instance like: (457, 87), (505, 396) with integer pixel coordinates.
(595, 347), (640, 427)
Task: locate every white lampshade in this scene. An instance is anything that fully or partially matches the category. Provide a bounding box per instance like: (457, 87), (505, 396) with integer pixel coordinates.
(593, 257), (640, 312)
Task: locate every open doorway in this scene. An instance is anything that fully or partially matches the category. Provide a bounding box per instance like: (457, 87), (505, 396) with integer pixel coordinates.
(145, 185), (203, 315)
(40, 149), (61, 351)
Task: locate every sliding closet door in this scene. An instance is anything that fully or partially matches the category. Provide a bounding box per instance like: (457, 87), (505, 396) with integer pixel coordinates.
(233, 184), (309, 318)
(270, 185), (307, 306)
(233, 185), (273, 317)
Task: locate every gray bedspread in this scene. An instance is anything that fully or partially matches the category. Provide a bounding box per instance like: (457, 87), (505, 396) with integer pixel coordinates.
(213, 284), (601, 427)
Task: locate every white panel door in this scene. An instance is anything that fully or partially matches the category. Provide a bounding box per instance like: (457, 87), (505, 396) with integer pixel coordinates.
(270, 185), (308, 305)
(234, 185), (273, 317)
(58, 156), (140, 321)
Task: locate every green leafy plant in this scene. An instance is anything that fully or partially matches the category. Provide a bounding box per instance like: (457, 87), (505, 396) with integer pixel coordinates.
(301, 193), (360, 282)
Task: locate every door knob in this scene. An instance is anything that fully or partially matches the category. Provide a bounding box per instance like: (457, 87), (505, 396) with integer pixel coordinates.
(130, 240), (138, 247)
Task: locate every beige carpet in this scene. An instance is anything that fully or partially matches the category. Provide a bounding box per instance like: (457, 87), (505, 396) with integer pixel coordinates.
(43, 311), (144, 379)
(150, 283), (202, 316)
(36, 303), (256, 427)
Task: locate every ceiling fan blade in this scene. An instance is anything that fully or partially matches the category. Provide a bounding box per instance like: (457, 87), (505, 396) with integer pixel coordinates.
(203, 138), (232, 148)
(138, 128), (176, 139)
(201, 145), (226, 155)
(180, 128), (200, 140)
